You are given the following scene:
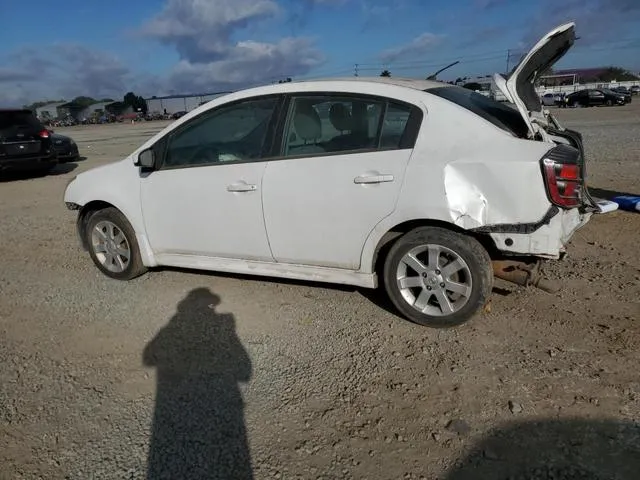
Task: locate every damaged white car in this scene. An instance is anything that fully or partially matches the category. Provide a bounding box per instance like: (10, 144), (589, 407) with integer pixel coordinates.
(64, 22), (616, 327)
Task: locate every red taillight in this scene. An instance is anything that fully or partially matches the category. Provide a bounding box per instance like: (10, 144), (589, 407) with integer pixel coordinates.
(39, 129), (50, 138)
(542, 158), (582, 208)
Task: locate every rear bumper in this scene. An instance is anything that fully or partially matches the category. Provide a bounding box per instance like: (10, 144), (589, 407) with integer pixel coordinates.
(487, 207), (593, 259)
(54, 144), (79, 162)
(0, 154), (58, 172)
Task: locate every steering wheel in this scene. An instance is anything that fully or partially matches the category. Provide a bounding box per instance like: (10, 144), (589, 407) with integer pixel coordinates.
(189, 145), (220, 164)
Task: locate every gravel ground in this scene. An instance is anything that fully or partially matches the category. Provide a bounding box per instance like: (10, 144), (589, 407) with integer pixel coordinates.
(1, 102), (639, 480)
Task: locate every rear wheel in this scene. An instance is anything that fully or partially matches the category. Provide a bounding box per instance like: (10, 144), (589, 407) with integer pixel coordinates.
(382, 227), (493, 328)
(85, 207), (147, 280)
(606, 99), (613, 106)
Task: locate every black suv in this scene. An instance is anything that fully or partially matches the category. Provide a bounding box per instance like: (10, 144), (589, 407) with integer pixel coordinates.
(0, 109), (58, 175)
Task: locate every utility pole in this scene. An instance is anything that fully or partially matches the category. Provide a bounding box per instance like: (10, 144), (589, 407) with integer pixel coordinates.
(354, 64), (359, 77)
(505, 49), (511, 75)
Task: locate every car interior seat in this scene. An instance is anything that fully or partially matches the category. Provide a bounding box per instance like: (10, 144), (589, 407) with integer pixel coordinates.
(287, 102), (325, 155)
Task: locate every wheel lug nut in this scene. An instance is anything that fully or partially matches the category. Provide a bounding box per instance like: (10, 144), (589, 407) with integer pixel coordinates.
(440, 283), (446, 288)
(426, 286), (432, 290)
(422, 272), (428, 278)
(435, 270), (441, 275)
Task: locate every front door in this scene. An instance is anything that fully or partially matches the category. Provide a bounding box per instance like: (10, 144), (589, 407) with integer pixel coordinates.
(140, 96), (281, 261)
(262, 93), (422, 270)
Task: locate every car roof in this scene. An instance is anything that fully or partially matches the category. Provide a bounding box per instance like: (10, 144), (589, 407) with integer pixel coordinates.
(220, 76), (454, 101)
(295, 76), (452, 91)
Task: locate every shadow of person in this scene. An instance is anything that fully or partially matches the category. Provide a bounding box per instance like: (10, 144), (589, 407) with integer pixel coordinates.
(443, 418), (640, 480)
(143, 288), (253, 479)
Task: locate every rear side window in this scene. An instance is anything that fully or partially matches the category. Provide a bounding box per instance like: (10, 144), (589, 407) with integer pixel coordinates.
(0, 111), (43, 137)
(427, 86), (529, 139)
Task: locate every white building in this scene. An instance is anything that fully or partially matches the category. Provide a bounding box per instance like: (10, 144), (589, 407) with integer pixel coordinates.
(35, 102), (67, 120)
(145, 92), (231, 115)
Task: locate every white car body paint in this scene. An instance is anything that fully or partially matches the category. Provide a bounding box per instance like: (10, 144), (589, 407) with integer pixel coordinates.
(64, 26), (616, 287)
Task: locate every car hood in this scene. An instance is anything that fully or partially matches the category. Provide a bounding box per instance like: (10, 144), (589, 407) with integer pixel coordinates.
(493, 22), (576, 138)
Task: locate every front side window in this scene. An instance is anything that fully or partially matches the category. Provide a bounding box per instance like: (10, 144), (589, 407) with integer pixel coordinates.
(163, 97), (278, 168)
(282, 95), (386, 157)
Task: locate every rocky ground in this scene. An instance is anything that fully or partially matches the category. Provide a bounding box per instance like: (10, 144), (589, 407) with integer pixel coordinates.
(1, 102), (639, 479)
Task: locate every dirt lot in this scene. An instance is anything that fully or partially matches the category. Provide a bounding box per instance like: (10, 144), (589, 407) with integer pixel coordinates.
(1, 103), (639, 479)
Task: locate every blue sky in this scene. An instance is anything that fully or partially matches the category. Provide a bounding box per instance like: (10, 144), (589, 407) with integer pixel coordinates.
(1, 0), (639, 105)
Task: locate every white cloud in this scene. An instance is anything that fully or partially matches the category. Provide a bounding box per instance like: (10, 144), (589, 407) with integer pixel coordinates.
(379, 33), (445, 63)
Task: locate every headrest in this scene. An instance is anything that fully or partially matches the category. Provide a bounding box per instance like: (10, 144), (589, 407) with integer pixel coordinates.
(293, 103), (321, 141)
(329, 103), (352, 132)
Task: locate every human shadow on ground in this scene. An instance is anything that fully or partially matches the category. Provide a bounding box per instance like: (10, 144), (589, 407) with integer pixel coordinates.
(443, 418), (640, 480)
(143, 287), (253, 480)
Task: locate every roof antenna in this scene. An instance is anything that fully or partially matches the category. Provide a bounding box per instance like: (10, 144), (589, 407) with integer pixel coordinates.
(426, 60), (460, 81)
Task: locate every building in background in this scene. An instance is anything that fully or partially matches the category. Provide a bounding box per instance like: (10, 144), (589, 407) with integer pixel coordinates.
(35, 102), (67, 120)
(145, 92), (231, 115)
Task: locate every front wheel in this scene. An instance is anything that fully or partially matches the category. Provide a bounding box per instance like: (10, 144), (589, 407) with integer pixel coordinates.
(606, 99), (613, 106)
(382, 227), (493, 328)
(85, 207), (147, 280)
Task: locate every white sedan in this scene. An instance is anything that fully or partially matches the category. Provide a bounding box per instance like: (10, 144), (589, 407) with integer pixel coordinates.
(64, 22), (615, 327)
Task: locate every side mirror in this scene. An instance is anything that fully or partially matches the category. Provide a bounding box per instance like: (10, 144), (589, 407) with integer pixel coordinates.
(134, 148), (155, 169)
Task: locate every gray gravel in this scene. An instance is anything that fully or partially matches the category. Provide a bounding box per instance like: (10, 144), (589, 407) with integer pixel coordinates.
(1, 103), (639, 479)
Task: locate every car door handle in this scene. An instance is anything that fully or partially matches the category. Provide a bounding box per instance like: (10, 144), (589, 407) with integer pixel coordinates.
(227, 182), (257, 192)
(354, 174), (394, 184)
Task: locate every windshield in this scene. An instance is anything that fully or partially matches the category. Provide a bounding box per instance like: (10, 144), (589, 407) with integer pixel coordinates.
(427, 86), (529, 138)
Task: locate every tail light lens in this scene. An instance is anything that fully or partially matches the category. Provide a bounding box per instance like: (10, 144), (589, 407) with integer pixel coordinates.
(39, 129), (50, 138)
(541, 145), (583, 209)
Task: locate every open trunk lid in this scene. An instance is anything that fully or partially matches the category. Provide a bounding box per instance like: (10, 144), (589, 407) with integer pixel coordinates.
(493, 22), (576, 139)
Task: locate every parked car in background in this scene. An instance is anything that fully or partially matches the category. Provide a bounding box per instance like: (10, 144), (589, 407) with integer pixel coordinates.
(171, 111), (187, 120)
(609, 87), (632, 103)
(630, 85), (640, 95)
(50, 131), (80, 163)
(540, 92), (565, 107)
(0, 109), (58, 175)
(564, 88), (626, 107)
(63, 22), (616, 328)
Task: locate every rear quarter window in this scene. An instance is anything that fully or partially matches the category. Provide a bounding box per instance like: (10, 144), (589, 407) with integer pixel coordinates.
(427, 86), (529, 139)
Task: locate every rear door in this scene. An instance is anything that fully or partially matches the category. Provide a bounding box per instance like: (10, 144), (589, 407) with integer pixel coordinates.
(0, 110), (47, 157)
(261, 93), (423, 270)
(589, 90), (606, 106)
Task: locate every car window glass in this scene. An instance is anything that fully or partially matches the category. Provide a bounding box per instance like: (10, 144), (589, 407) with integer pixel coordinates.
(379, 102), (412, 149)
(282, 95), (384, 157)
(428, 86), (529, 139)
(164, 97), (278, 168)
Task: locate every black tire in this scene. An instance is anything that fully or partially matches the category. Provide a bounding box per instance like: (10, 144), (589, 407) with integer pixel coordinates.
(85, 207), (147, 280)
(382, 227), (493, 328)
(606, 99), (613, 106)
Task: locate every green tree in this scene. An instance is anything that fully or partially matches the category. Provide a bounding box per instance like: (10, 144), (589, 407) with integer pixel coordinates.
(591, 67), (639, 82)
(123, 92), (148, 114)
(71, 96), (98, 108)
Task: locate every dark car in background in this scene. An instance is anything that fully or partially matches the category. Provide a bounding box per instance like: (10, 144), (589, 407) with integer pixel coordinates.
(630, 85), (640, 95)
(610, 87), (632, 103)
(50, 131), (80, 162)
(0, 109), (58, 175)
(564, 88), (626, 107)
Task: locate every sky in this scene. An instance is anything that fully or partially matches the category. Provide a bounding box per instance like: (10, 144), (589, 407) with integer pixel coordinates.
(0, 0), (639, 106)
